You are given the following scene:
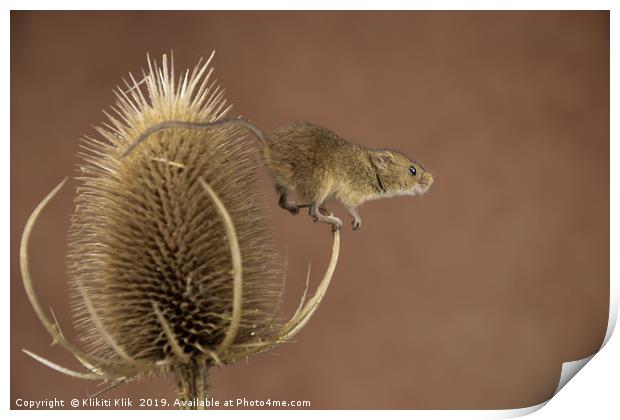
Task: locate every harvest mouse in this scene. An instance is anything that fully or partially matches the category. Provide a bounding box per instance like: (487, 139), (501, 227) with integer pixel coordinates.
(122, 118), (434, 231)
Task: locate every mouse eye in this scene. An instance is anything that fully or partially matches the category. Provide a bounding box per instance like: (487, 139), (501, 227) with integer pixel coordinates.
(409, 166), (417, 176)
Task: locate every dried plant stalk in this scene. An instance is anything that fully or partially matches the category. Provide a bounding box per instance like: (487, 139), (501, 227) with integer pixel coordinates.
(20, 53), (341, 408)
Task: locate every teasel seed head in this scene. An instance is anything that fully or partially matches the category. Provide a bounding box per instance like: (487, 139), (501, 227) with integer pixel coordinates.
(68, 52), (285, 367)
(20, 52), (341, 407)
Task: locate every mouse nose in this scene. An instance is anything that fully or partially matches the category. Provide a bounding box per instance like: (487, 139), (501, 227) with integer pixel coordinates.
(425, 172), (434, 187)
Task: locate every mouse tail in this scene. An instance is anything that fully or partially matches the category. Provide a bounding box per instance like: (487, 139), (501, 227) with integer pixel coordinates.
(120, 117), (268, 158)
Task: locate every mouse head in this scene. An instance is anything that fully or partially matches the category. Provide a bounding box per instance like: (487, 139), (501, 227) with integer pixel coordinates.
(370, 149), (433, 197)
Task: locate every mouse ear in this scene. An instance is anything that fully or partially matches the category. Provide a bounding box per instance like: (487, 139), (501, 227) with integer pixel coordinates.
(371, 150), (394, 170)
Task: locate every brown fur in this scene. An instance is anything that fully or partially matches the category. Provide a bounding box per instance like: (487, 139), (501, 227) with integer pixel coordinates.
(262, 122), (434, 230)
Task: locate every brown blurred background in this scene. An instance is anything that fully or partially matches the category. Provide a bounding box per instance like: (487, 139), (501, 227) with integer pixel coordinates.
(10, 11), (609, 409)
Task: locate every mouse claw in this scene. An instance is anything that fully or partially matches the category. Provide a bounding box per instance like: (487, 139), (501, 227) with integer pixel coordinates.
(351, 220), (361, 231)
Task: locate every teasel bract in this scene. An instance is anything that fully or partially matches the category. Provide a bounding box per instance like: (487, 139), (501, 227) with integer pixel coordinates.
(20, 53), (340, 408)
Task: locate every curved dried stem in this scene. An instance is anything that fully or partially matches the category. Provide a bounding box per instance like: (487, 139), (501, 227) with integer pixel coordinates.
(75, 280), (135, 364)
(22, 349), (104, 380)
(151, 301), (190, 364)
(292, 261), (312, 321)
(19, 178), (142, 377)
(277, 231), (340, 341)
(74, 355), (107, 376)
(229, 230), (340, 360)
(48, 309), (107, 375)
(198, 177), (243, 355)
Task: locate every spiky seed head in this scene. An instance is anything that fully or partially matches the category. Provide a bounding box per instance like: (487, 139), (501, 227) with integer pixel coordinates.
(67, 53), (282, 373)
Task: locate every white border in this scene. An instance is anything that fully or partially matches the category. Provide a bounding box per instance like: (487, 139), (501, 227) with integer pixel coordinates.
(5, 2), (616, 419)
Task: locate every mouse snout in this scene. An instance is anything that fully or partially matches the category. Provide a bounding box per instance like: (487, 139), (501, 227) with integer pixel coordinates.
(424, 172), (434, 186)
(417, 172), (434, 194)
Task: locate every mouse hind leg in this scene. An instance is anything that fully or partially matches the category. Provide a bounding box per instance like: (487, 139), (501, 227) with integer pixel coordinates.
(276, 185), (330, 216)
(276, 186), (300, 215)
(310, 202), (343, 231)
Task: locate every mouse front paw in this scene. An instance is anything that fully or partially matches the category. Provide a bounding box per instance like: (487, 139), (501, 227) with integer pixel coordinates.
(351, 219), (362, 231)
